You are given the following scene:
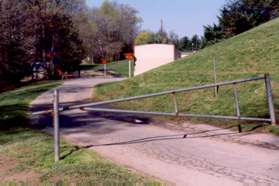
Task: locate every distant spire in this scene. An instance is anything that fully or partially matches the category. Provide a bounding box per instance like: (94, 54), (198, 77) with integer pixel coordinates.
(160, 18), (164, 33)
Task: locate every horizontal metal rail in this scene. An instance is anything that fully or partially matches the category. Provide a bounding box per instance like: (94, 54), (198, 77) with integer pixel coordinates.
(83, 107), (272, 123)
(38, 75), (275, 163)
(31, 75), (276, 125)
(31, 107), (64, 116)
(69, 76), (265, 110)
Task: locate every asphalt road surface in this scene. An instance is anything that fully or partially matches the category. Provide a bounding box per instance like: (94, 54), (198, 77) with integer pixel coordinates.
(30, 77), (279, 186)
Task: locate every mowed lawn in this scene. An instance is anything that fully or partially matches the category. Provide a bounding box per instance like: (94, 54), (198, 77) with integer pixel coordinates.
(94, 18), (279, 135)
(81, 60), (130, 77)
(0, 82), (159, 184)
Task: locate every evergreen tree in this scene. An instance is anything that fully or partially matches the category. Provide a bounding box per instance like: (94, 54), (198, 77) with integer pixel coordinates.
(179, 36), (191, 51)
(203, 0), (279, 46)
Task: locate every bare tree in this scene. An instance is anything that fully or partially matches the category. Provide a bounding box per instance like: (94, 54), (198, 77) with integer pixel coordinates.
(85, 1), (141, 62)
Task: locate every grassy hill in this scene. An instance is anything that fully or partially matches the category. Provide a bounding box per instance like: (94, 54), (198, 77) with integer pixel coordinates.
(95, 18), (279, 133)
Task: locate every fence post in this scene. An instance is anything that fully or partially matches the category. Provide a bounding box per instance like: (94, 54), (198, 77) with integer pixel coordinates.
(233, 84), (240, 118)
(264, 74), (276, 125)
(129, 60), (132, 78)
(104, 64), (107, 77)
(172, 92), (179, 116)
(53, 89), (60, 162)
(233, 84), (242, 133)
(213, 57), (218, 97)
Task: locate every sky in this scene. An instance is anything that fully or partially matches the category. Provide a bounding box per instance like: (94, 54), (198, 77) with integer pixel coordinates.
(86, 0), (227, 38)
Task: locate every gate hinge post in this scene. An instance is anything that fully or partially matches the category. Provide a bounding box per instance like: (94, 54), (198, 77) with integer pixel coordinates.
(264, 74), (276, 125)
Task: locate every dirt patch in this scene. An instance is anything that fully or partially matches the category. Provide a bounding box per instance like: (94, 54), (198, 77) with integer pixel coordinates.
(0, 155), (40, 183)
(0, 155), (17, 177)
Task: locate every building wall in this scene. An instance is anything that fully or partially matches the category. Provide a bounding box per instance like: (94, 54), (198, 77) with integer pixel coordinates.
(134, 44), (176, 76)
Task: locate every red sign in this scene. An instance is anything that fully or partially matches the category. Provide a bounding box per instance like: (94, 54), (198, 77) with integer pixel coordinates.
(101, 59), (108, 64)
(124, 53), (134, 60)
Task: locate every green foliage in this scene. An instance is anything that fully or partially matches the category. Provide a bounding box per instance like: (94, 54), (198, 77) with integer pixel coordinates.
(203, 24), (224, 46)
(86, 1), (141, 61)
(28, 0), (86, 72)
(95, 18), (279, 134)
(179, 36), (191, 51)
(0, 0), (34, 83)
(190, 34), (203, 50)
(52, 14), (86, 72)
(134, 31), (154, 45)
(0, 0), (87, 85)
(134, 30), (176, 46)
(204, 0), (279, 45)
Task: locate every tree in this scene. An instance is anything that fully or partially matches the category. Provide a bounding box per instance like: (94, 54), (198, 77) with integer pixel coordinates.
(51, 14), (85, 72)
(0, 0), (87, 86)
(179, 36), (191, 51)
(156, 30), (169, 44)
(87, 1), (141, 62)
(191, 35), (202, 50)
(134, 31), (154, 45)
(203, 24), (224, 45)
(25, 0), (86, 72)
(203, 0), (279, 46)
(168, 31), (180, 48)
(0, 0), (34, 84)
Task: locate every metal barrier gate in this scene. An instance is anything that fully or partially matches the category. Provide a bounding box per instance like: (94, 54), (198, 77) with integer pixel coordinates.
(32, 74), (277, 161)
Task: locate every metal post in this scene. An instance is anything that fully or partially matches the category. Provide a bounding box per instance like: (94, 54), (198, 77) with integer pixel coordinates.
(131, 60), (134, 77)
(104, 64), (107, 77)
(238, 124), (242, 133)
(53, 89), (60, 162)
(129, 60), (132, 78)
(213, 57), (218, 97)
(264, 74), (276, 125)
(172, 93), (179, 116)
(233, 84), (240, 118)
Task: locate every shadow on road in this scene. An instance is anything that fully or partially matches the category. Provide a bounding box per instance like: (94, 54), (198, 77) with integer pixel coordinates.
(31, 99), (273, 161)
(82, 126), (239, 148)
(59, 124), (271, 160)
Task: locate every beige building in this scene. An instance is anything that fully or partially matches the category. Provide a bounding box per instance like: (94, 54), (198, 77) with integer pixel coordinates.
(134, 44), (179, 76)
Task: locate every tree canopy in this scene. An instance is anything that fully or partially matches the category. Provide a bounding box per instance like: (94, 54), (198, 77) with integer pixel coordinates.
(203, 0), (279, 45)
(83, 1), (141, 62)
(0, 0), (141, 87)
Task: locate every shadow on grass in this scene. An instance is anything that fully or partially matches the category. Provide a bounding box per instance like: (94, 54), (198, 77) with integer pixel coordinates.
(0, 103), (43, 145)
(0, 104), (29, 130)
(0, 81), (60, 145)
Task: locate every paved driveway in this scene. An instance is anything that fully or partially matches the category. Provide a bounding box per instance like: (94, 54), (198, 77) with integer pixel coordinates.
(30, 77), (279, 186)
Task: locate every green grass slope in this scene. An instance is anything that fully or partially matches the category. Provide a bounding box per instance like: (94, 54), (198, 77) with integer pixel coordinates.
(95, 18), (279, 133)
(103, 60), (130, 77)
